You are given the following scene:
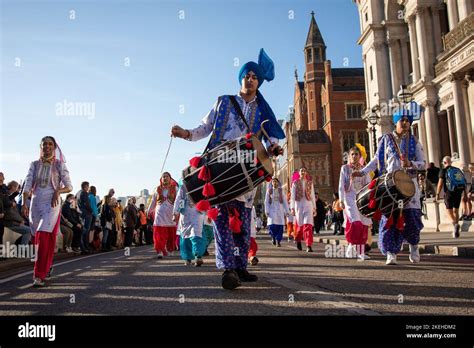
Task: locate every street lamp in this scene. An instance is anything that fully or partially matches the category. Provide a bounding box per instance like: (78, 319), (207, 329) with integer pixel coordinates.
(397, 84), (413, 105)
(368, 106), (380, 159)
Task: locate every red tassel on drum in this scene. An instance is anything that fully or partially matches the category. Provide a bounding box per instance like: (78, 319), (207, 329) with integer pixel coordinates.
(198, 166), (211, 181)
(202, 182), (216, 197)
(196, 200), (211, 212)
(373, 209), (382, 221)
(265, 175), (272, 182)
(386, 215), (394, 228)
(229, 208), (242, 233)
(369, 189), (376, 200)
(245, 133), (253, 140)
(207, 208), (219, 221)
(258, 170), (265, 177)
(368, 179), (377, 190)
(396, 215), (405, 230)
(189, 156), (201, 168)
(368, 199), (377, 209)
(245, 142), (253, 149)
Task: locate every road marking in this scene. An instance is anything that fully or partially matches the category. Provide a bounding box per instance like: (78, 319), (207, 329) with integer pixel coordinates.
(268, 278), (381, 316)
(0, 249), (124, 285)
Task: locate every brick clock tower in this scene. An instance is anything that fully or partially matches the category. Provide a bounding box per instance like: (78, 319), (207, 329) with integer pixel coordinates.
(304, 11), (326, 131)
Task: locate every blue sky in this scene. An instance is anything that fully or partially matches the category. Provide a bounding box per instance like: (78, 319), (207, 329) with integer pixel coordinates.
(0, 0), (362, 198)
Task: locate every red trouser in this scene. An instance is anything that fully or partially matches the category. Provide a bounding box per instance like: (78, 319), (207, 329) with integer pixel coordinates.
(153, 226), (177, 255)
(32, 216), (60, 280)
(294, 224), (313, 247)
(248, 237), (258, 257)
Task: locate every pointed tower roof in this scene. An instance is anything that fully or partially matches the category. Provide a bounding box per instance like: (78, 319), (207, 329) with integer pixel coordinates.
(305, 11), (326, 49)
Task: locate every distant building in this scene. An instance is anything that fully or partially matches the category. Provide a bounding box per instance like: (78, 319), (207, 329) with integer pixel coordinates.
(284, 12), (369, 203)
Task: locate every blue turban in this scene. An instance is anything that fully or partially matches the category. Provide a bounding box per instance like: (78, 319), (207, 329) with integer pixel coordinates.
(236, 49), (285, 140)
(393, 109), (414, 125)
(238, 49), (274, 87)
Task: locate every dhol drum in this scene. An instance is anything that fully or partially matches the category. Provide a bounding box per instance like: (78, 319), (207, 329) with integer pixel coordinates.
(182, 134), (273, 206)
(356, 170), (416, 218)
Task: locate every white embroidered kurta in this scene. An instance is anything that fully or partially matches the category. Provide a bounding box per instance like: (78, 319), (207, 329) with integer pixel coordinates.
(361, 133), (426, 210)
(189, 95), (278, 204)
(173, 186), (204, 238)
(23, 160), (73, 235)
(290, 180), (316, 226)
(338, 164), (372, 226)
(264, 186), (289, 226)
(149, 189), (175, 227)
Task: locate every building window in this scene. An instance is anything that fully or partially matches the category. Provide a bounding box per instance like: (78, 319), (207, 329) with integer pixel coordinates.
(342, 131), (356, 155)
(357, 131), (370, 154)
(370, 65), (373, 81)
(346, 104), (363, 119)
(364, 11), (368, 22)
(322, 105), (327, 125)
(306, 49), (313, 64)
(310, 90), (313, 100)
(311, 112), (315, 121)
(342, 130), (370, 162)
(315, 48), (321, 62)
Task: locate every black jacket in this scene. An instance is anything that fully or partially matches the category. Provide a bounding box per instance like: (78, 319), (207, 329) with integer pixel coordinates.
(62, 202), (81, 227)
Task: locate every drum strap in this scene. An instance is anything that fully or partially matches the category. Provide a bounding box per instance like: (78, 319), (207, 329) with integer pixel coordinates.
(229, 96), (251, 133)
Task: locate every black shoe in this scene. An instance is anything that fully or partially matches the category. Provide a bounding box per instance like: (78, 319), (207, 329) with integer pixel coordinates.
(236, 269), (258, 282)
(365, 244), (372, 253)
(272, 238), (276, 246)
(296, 242), (302, 251)
(277, 241), (281, 247)
(306, 246), (313, 253)
(81, 250), (90, 255)
(221, 270), (241, 290)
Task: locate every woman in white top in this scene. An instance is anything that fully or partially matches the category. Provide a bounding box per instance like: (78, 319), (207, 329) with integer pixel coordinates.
(338, 145), (372, 260)
(290, 167), (316, 252)
(22, 136), (73, 287)
(265, 178), (288, 247)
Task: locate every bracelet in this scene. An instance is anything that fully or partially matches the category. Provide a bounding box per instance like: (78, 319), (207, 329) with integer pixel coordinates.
(184, 130), (191, 140)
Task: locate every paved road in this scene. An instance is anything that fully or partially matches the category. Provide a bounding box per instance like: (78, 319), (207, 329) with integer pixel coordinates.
(0, 231), (473, 316)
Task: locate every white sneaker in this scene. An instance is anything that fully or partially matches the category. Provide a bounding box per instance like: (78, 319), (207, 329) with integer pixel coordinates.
(66, 247), (73, 253)
(345, 244), (354, 258)
(32, 278), (45, 287)
(409, 244), (420, 263)
(386, 252), (397, 265)
(157, 252), (163, 259)
(169, 251), (175, 257)
(358, 253), (370, 261)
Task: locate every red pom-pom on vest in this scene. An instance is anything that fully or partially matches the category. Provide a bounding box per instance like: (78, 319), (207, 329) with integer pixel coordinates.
(229, 215), (242, 233)
(245, 133), (253, 140)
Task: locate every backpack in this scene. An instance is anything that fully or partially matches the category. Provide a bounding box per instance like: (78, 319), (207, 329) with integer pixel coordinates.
(445, 167), (466, 192)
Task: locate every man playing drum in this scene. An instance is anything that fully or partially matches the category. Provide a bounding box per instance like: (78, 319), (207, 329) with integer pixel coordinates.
(171, 49), (285, 289)
(352, 110), (426, 265)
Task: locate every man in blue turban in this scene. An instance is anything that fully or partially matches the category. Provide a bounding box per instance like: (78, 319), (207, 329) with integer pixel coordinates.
(353, 106), (426, 266)
(171, 49), (285, 290)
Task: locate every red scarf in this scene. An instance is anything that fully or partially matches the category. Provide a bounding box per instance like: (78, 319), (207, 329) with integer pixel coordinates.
(294, 178), (313, 201)
(156, 177), (177, 205)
